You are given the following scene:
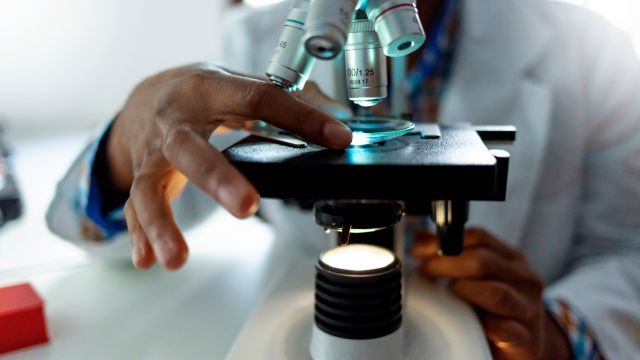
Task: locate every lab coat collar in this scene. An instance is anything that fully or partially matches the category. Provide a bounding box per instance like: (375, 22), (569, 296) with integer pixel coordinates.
(441, 0), (553, 247)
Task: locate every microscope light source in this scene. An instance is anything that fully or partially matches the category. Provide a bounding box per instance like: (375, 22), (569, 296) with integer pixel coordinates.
(320, 244), (395, 272)
(311, 244), (403, 360)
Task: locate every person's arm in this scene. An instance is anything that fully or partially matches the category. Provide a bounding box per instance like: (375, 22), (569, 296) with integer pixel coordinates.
(544, 13), (640, 359)
(48, 63), (352, 270)
(46, 119), (251, 260)
(85, 122), (129, 237)
(411, 19), (640, 360)
(46, 124), (126, 243)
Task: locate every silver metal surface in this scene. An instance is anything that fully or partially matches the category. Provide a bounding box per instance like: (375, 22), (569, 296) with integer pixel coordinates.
(304, 0), (356, 59)
(413, 123), (441, 139)
(365, 0), (425, 57)
(432, 200), (452, 227)
(266, 3), (316, 92)
(248, 131), (308, 148)
(244, 121), (308, 148)
(344, 19), (388, 107)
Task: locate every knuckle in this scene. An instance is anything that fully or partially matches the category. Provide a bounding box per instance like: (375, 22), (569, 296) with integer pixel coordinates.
(206, 166), (236, 196)
(525, 274), (545, 296)
(530, 304), (545, 321)
(141, 219), (163, 239)
(491, 284), (519, 313)
(470, 250), (493, 275)
(155, 85), (184, 120)
(184, 70), (210, 93)
(154, 95), (177, 120)
(243, 81), (275, 115)
(130, 172), (159, 195)
(191, 65), (224, 80)
(132, 214), (164, 239)
(162, 127), (192, 157)
(157, 71), (211, 119)
(197, 161), (221, 188)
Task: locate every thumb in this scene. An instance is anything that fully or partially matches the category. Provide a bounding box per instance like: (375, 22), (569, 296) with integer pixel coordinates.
(299, 82), (353, 120)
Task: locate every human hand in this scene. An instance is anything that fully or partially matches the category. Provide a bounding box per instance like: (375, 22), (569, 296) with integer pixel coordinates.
(411, 228), (571, 360)
(108, 63), (352, 270)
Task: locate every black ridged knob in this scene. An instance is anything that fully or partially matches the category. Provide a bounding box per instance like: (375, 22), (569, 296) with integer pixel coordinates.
(315, 245), (402, 340)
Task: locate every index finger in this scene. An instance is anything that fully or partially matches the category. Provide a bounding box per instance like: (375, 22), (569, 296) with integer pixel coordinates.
(207, 72), (353, 149)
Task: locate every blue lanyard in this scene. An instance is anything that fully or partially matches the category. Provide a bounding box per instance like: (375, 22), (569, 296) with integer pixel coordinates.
(406, 0), (460, 98)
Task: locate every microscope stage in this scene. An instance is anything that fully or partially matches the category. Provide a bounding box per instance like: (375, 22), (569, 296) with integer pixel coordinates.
(224, 125), (505, 202)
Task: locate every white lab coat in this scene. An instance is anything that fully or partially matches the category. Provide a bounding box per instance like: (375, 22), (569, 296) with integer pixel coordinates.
(48, 0), (640, 358)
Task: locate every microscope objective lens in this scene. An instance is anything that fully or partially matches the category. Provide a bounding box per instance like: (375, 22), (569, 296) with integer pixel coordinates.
(397, 41), (413, 51)
(266, 2), (316, 92)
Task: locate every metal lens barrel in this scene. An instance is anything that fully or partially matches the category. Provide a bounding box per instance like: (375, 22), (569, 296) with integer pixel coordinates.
(266, 6), (316, 92)
(303, 0), (356, 60)
(344, 19), (388, 107)
(365, 0), (425, 57)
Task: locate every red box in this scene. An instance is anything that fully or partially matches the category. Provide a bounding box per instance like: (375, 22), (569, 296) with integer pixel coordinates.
(0, 283), (49, 354)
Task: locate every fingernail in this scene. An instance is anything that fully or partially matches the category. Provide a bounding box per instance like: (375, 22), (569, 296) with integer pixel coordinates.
(217, 181), (258, 218)
(323, 122), (352, 149)
(242, 193), (260, 216)
(235, 191), (259, 218)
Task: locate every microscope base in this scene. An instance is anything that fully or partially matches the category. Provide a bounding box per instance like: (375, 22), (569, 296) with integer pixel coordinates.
(225, 252), (491, 360)
(310, 324), (403, 360)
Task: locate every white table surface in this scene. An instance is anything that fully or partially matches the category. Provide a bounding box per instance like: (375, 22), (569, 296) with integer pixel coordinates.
(0, 132), (279, 359)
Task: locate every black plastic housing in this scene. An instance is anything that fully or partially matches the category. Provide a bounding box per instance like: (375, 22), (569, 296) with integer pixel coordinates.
(315, 257), (402, 340)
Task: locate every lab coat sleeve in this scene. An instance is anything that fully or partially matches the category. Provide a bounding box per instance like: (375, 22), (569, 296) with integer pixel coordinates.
(546, 17), (640, 360)
(46, 128), (135, 259)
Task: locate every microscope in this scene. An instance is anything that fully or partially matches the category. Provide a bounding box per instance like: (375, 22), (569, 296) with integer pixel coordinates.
(224, 0), (514, 359)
